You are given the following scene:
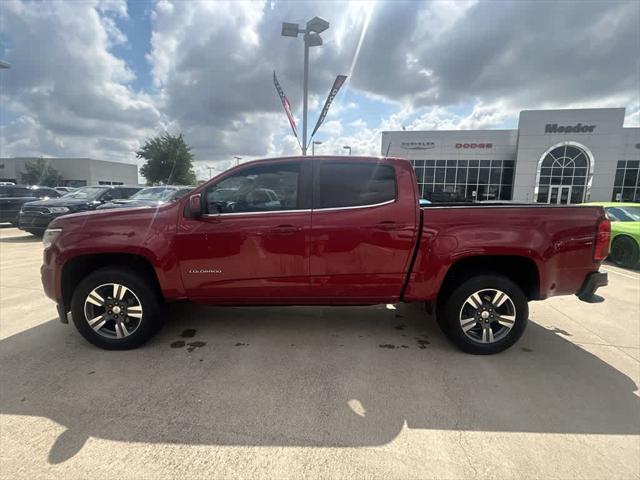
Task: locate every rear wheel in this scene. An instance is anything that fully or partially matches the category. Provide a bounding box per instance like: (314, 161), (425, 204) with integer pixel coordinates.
(610, 236), (639, 268)
(71, 267), (163, 350)
(437, 274), (528, 354)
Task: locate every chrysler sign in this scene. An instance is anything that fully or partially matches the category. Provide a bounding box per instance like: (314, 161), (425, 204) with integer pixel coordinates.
(401, 141), (435, 150)
(545, 123), (596, 134)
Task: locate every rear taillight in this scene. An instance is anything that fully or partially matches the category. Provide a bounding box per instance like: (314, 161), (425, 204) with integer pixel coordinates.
(593, 217), (611, 262)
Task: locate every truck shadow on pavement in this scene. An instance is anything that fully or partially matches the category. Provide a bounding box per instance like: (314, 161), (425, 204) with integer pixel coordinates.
(0, 303), (638, 464)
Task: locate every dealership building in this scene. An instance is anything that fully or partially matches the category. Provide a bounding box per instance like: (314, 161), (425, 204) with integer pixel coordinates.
(382, 108), (640, 203)
(0, 157), (139, 187)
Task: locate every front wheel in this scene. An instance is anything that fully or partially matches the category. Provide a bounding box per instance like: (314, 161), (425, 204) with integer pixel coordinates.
(437, 274), (528, 354)
(610, 236), (639, 269)
(71, 267), (164, 350)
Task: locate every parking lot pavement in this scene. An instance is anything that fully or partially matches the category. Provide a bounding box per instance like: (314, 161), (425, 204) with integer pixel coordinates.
(0, 226), (638, 480)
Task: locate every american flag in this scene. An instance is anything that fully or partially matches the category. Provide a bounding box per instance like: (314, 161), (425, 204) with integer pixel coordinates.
(273, 71), (299, 141)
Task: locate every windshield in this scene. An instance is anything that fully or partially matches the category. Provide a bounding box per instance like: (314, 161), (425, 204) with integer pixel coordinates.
(605, 206), (640, 222)
(131, 187), (179, 201)
(62, 187), (108, 200)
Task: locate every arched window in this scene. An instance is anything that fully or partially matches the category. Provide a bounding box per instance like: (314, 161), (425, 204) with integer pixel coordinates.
(536, 145), (589, 204)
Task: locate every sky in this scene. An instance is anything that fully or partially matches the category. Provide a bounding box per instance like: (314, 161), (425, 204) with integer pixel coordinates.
(1, 0), (639, 180)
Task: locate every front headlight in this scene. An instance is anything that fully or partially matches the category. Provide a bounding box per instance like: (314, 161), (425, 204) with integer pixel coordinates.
(43, 228), (62, 248)
(49, 207), (69, 213)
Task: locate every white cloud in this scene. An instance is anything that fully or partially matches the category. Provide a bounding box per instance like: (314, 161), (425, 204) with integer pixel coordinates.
(0, 0), (159, 161)
(1, 0), (637, 174)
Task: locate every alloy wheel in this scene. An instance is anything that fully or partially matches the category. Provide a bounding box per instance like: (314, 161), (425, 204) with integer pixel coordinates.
(83, 283), (143, 339)
(458, 288), (516, 343)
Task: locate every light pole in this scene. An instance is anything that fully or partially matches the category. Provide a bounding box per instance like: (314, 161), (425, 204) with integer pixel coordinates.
(343, 145), (352, 156)
(206, 165), (215, 178)
(282, 16), (330, 156)
(312, 141), (322, 156)
(233, 156), (242, 166)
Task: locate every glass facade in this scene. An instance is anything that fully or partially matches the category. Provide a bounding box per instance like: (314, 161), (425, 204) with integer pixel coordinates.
(536, 145), (589, 204)
(411, 159), (514, 202)
(612, 160), (640, 202)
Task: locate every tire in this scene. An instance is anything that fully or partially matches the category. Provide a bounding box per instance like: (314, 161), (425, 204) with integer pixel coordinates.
(610, 236), (639, 269)
(71, 267), (164, 350)
(436, 274), (528, 354)
(26, 230), (44, 237)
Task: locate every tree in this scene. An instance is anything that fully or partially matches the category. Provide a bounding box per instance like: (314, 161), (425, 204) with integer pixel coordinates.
(21, 158), (64, 187)
(137, 133), (197, 185)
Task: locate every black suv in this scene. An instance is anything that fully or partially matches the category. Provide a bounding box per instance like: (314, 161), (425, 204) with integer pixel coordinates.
(18, 185), (142, 235)
(0, 185), (61, 225)
(97, 186), (193, 210)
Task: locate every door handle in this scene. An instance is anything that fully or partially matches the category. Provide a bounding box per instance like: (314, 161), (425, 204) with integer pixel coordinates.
(373, 221), (404, 231)
(273, 224), (302, 234)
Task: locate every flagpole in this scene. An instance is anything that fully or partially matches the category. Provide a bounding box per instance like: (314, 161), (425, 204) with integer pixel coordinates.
(282, 17), (329, 156)
(302, 39), (309, 156)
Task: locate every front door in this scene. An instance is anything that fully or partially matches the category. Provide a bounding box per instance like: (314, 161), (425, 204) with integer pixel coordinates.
(549, 186), (572, 204)
(176, 161), (312, 302)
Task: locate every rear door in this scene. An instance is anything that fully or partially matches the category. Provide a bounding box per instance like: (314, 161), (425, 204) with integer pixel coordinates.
(309, 159), (419, 302)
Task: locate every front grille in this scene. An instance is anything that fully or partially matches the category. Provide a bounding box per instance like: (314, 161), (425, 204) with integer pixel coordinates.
(21, 206), (50, 214)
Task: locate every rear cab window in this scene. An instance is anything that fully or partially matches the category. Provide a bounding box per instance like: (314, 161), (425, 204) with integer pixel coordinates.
(315, 161), (397, 209)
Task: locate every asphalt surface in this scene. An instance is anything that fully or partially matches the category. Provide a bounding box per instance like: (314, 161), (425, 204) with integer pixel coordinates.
(0, 226), (638, 479)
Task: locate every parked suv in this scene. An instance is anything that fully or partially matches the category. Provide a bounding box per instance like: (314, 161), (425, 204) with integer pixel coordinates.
(97, 186), (193, 210)
(0, 185), (61, 225)
(19, 185), (141, 235)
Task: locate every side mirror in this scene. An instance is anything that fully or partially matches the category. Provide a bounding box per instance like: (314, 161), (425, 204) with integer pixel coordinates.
(189, 194), (202, 218)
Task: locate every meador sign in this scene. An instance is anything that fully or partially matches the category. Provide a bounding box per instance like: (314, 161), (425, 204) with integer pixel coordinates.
(545, 123), (596, 134)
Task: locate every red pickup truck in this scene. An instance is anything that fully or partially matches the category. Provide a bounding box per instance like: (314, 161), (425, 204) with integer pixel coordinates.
(41, 156), (610, 354)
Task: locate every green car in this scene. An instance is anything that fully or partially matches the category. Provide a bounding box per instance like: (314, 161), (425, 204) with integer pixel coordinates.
(584, 202), (640, 268)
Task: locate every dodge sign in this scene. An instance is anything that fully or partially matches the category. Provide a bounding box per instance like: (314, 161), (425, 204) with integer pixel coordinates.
(455, 143), (493, 149)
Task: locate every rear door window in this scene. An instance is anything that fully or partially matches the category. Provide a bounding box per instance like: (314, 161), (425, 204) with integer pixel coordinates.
(316, 162), (396, 209)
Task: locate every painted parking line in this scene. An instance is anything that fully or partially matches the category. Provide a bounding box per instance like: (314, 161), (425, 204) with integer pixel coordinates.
(601, 266), (640, 281)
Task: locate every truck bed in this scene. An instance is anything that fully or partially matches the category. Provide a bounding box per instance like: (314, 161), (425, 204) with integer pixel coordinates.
(404, 204), (604, 302)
